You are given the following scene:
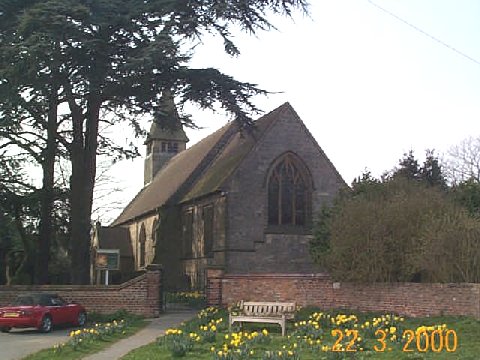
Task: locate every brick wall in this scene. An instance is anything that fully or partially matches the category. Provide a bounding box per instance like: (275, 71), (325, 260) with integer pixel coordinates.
(0, 264), (162, 318)
(208, 273), (480, 319)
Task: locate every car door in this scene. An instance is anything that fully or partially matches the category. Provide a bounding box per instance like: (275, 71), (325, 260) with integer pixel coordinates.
(50, 296), (70, 324)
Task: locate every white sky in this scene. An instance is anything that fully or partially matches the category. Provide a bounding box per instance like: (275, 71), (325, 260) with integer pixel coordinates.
(102, 0), (480, 223)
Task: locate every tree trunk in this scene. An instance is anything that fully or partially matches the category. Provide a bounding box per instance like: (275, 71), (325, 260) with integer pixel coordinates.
(35, 94), (58, 284)
(69, 97), (100, 284)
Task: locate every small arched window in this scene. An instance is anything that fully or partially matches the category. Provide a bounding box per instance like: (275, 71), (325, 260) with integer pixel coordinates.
(139, 223), (146, 268)
(267, 153), (311, 227)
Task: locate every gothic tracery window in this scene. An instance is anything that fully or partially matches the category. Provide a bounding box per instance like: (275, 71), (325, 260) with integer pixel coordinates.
(267, 153), (311, 227)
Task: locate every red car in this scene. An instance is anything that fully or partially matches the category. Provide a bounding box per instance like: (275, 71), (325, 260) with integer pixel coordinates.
(0, 293), (87, 333)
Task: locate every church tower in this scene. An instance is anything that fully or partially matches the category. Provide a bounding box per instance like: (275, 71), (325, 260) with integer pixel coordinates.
(144, 95), (189, 185)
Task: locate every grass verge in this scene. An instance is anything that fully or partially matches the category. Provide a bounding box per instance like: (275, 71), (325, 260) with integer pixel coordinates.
(22, 311), (148, 360)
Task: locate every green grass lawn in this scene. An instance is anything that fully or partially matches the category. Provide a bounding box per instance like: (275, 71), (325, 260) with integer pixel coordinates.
(122, 307), (480, 360)
(22, 311), (148, 360)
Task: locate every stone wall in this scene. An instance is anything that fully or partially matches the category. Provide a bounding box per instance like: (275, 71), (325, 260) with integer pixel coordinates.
(224, 105), (344, 273)
(0, 265), (162, 318)
(206, 271), (480, 319)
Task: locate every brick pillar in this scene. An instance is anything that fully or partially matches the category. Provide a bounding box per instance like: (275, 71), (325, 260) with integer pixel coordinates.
(206, 267), (224, 307)
(146, 264), (162, 317)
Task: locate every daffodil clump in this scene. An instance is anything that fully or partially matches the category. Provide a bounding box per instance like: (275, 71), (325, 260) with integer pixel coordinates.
(162, 308), (226, 357)
(161, 328), (199, 357)
(53, 320), (126, 353)
(199, 320), (221, 343)
(167, 291), (206, 308)
(210, 329), (270, 360)
(198, 306), (220, 321)
(263, 349), (299, 360)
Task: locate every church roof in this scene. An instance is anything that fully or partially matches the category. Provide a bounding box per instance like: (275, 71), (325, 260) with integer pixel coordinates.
(111, 118), (236, 226)
(180, 104), (283, 202)
(110, 102), (325, 226)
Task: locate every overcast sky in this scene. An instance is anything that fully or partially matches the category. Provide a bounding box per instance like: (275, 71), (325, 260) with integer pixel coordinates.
(102, 0), (480, 223)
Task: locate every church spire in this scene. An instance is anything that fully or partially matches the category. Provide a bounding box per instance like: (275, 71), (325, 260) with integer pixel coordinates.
(144, 92), (189, 185)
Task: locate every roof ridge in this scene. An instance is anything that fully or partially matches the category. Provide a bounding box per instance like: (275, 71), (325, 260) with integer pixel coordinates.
(168, 121), (239, 204)
(212, 103), (289, 186)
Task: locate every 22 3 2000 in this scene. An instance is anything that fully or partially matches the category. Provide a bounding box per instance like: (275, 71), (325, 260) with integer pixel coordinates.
(331, 328), (458, 353)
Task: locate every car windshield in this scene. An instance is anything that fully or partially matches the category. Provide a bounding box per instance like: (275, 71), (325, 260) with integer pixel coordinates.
(13, 296), (35, 306)
(12, 294), (61, 306)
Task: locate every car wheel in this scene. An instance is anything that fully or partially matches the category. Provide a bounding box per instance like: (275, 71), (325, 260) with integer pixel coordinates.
(39, 315), (52, 333)
(76, 311), (87, 327)
(1, 327), (11, 333)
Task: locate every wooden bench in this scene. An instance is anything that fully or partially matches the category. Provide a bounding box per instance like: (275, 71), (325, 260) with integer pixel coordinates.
(228, 301), (296, 336)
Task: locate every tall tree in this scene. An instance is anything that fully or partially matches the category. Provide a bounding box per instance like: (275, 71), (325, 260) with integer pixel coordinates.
(0, 66), (62, 284)
(420, 150), (447, 189)
(391, 150), (446, 189)
(1, 0), (309, 283)
(393, 151), (421, 181)
(0, 151), (38, 284)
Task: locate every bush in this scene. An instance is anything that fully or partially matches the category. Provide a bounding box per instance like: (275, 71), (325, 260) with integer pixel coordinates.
(311, 176), (480, 283)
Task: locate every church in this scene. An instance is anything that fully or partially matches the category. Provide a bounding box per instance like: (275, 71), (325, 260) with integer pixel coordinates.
(92, 102), (345, 290)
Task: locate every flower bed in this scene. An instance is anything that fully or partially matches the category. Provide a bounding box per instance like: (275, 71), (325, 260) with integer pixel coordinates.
(23, 311), (147, 360)
(166, 291), (207, 309)
(123, 306), (480, 360)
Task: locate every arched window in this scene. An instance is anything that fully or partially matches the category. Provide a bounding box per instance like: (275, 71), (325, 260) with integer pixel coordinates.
(267, 153), (312, 227)
(138, 223), (146, 268)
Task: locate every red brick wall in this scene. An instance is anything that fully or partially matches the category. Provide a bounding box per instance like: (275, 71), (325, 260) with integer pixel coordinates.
(210, 273), (480, 319)
(0, 264), (162, 318)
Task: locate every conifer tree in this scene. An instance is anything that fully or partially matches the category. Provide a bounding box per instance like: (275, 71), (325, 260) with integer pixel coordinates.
(0, 0), (309, 283)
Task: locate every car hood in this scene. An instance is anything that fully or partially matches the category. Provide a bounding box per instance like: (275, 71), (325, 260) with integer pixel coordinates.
(0, 305), (38, 312)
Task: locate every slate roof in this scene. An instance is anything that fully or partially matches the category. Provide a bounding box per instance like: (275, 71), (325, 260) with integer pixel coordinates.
(111, 102), (334, 226)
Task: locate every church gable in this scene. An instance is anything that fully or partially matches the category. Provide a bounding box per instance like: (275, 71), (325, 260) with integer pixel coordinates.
(221, 103), (345, 273)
